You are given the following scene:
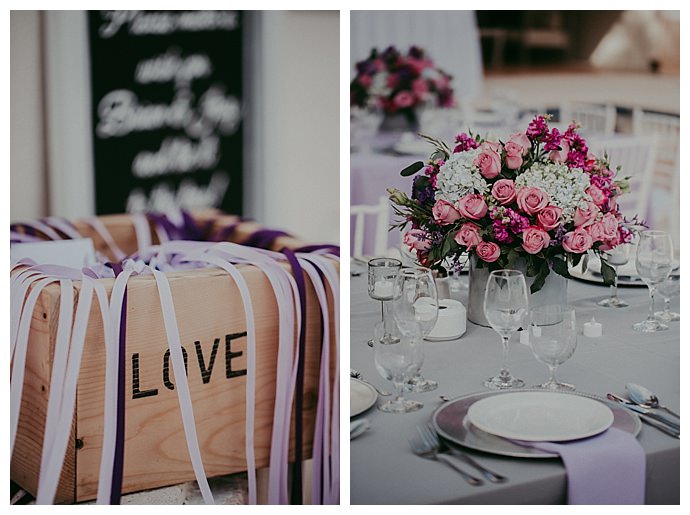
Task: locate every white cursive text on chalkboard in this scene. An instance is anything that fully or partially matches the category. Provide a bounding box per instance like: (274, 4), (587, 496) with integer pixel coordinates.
(99, 10), (238, 39)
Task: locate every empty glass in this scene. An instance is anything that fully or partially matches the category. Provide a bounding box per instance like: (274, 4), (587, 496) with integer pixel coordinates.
(351, 106), (383, 154)
(392, 267), (439, 392)
(483, 269), (528, 389)
(634, 231), (674, 332)
(368, 258), (402, 345)
(597, 244), (630, 308)
(372, 322), (424, 414)
(529, 305), (578, 391)
(655, 274), (680, 322)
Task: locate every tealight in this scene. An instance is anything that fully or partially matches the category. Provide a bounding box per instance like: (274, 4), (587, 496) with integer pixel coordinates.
(583, 316), (602, 338)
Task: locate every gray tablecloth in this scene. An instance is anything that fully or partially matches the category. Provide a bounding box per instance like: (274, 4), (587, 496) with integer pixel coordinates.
(350, 274), (680, 504)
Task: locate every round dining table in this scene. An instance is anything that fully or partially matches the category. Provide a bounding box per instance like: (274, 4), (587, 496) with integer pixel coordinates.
(349, 272), (680, 504)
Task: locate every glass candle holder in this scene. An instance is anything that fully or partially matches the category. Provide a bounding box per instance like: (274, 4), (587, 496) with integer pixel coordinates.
(368, 258), (402, 344)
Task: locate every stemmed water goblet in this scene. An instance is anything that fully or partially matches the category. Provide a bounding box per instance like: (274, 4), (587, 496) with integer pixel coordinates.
(655, 274), (680, 322)
(483, 269), (528, 389)
(633, 230), (674, 332)
(528, 305), (578, 391)
(368, 258), (402, 345)
(372, 320), (424, 413)
(597, 244), (631, 308)
(391, 267), (439, 392)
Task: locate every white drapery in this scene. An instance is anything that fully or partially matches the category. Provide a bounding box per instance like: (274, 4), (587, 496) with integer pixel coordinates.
(350, 10), (484, 101)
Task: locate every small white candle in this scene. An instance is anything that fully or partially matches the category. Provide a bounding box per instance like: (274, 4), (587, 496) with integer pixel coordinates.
(583, 316), (602, 338)
(520, 330), (529, 345)
(374, 280), (394, 298)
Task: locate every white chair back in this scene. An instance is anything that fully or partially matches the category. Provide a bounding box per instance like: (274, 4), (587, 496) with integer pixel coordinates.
(351, 196), (390, 259)
(560, 102), (617, 135)
(589, 134), (658, 223)
(632, 108), (680, 174)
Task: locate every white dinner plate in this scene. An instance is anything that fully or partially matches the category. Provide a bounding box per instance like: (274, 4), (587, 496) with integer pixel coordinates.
(350, 378), (378, 417)
(466, 391), (615, 442)
(432, 390), (640, 458)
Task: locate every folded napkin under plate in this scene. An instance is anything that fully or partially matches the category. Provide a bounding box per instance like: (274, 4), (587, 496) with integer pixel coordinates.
(514, 428), (645, 505)
(433, 390), (646, 505)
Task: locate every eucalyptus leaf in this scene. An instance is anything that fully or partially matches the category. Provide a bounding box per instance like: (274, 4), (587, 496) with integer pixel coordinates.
(531, 262), (550, 294)
(551, 256), (572, 279)
(400, 161), (425, 177)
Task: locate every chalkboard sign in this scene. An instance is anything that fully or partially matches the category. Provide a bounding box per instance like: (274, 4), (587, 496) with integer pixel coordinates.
(87, 10), (243, 215)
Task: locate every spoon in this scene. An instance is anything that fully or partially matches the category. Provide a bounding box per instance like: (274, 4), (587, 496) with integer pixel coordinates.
(626, 383), (680, 418)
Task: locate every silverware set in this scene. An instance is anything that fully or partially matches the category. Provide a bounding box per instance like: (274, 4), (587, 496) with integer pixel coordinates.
(409, 424), (507, 486)
(606, 392), (680, 438)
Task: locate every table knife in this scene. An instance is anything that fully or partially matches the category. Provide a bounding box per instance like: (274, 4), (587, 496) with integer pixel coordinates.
(607, 393), (680, 431)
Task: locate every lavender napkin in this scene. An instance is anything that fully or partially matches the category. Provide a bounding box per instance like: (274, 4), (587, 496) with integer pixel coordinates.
(516, 427), (646, 504)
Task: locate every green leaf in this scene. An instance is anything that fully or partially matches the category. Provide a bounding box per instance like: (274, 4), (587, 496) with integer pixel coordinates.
(506, 249), (520, 269)
(525, 256), (540, 277)
(531, 262), (550, 294)
(571, 252), (583, 268)
(400, 161), (425, 177)
(551, 256), (572, 279)
(600, 259), (616, 286)
(581, 253), (590, 274)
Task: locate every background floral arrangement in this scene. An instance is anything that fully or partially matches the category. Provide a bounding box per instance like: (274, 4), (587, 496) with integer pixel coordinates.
(350, 46), (455, 118)
(389, 115), (642, 292)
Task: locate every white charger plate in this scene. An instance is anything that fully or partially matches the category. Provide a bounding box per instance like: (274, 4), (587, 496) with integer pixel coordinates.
(466, 391), (614, 442)
(350, 378), (378, 417)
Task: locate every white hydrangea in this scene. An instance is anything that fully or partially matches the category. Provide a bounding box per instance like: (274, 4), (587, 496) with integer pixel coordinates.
(514, 161), (591, 223)
(435, 148), (488, 203)
(370, 73), (390, 98)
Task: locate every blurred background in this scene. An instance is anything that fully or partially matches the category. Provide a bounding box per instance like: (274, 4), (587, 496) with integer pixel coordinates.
(350, 10), (680, 256)
(11, 10), (339, 244)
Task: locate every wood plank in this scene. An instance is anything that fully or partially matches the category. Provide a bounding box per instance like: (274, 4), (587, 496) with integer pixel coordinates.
(10, 281), (76, 503)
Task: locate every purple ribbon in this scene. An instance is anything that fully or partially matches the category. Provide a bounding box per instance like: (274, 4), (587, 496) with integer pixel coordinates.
(293, 244), (340, 257)
(244, 229), (291, 250)
(281, 249), (306, 504)
(107, 262), (127, 505)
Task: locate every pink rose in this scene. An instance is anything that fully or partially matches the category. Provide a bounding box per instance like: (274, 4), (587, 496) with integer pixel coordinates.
(587, 221), (607, 242)
(481, 140), (502, 153)
(573, 201), (599, 227)
(358, 75), (373, 88)
(393, 91), (415, 109)
(476, 241), (501, 262)
(456, 194), (488, 220)
(404, 229), (431, 251)
(454, 222), (482, 249)
(562, 228), (593, 254)
(521, 226), (551, 254)
(491, 179), (517, 205)
(516, 187), (549, 215)
(601, 212), (619, 239)
(507, 132), (531, 152)
(504, 142), (524, 170)
(411, 78), (429, 96)
(473, 147), (501, 179)
(587, 185), (607, 207)
(536, 205), (563, 231)
(432, 199), (461, 226)
(550, 139), (570, 163)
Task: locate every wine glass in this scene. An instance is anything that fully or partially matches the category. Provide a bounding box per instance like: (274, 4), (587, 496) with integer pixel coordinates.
(633, 230), (674, 332)
(368, 258), (402, 345)
(483, 269), (528, 389)
(597, 244), (630, 308)
(528, 305), (578, 391)
(655, 274), (680, 322)
(391, 267), (439, 392)
(372, 321), (424, 413)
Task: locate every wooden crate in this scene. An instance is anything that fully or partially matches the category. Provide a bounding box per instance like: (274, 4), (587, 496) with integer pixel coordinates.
(10, 213), (338, 503)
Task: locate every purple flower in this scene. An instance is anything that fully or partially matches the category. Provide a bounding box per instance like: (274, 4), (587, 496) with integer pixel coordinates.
(526, 115), (549, 140)
(453, 133), (479, 153)
(543, 128), (563, 152)
(412, 175), (435, 204)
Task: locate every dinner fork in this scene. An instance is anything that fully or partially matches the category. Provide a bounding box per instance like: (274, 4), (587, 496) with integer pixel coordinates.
(421, 424), (507, 483)
(409, 426), (483, 486)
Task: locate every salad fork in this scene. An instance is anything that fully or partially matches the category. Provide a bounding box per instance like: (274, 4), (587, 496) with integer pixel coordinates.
(420, 424), (507, 483)
(409, 426), (483, 486)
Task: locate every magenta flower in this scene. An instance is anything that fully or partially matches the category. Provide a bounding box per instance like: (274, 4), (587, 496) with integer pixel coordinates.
(453, 133), (479, 153)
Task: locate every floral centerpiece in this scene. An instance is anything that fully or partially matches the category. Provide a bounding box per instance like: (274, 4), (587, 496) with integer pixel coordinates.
(388, 115), (642, 301)
(350, 46), (455, 124)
